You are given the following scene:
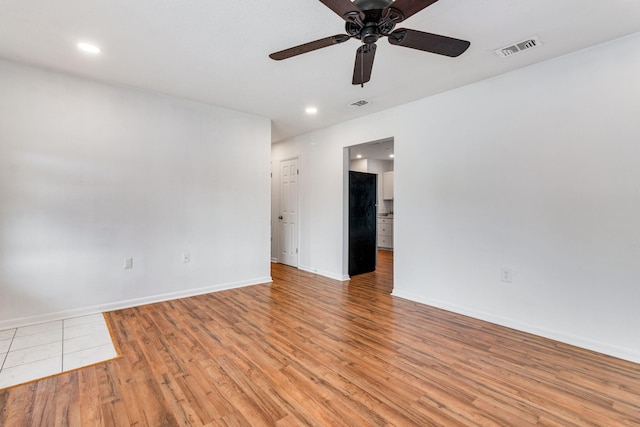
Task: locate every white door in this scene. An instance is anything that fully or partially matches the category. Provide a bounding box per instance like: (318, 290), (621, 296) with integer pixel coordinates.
(279, 158), (299, 267)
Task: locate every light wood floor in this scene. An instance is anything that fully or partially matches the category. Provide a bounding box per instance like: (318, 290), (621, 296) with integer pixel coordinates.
(2, 250), (639, 426)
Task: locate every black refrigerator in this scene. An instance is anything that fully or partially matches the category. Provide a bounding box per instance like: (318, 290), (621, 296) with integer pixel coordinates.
(348, 171), (377, 276)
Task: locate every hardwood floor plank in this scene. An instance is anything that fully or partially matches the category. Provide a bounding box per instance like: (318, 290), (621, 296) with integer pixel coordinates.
(53, 371), (80, 427)
(1, 382), (37, 426)
(100, 399), (130, 427)
(155, 373), (204, 426)
(77, 367), (105, 425)
(2, 250), (640, 426)
(27, 377), (58, 426)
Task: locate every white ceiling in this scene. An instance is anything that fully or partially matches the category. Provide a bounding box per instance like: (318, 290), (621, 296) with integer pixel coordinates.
(1, 0), (639, 143)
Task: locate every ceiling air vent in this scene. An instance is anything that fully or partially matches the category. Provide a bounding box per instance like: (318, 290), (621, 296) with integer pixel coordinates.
(350, 100), (370, 108)
(495, 36), (542, 58)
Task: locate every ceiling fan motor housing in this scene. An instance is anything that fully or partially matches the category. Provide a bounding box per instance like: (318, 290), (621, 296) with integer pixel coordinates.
(361, 24), (381, 44)
(346, 0), (398, 42)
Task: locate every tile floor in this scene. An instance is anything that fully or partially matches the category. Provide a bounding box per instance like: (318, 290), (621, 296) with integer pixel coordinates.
(0, 313), (119, 389)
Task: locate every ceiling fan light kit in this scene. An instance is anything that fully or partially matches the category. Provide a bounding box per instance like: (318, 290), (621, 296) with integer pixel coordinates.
(269, 0), (470, 86)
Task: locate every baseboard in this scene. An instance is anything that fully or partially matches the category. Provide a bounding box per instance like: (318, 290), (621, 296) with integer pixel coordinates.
(298, 264), (350, 281)
(0, 276), (273, 331)
(392, 289), (640, 365)
(271, 257), (278, 263)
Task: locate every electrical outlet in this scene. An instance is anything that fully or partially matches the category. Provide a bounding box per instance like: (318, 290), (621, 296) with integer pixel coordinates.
(501, 268), (512, 283)
(183, 252), (190, 264)
(124, 257), (133, 270)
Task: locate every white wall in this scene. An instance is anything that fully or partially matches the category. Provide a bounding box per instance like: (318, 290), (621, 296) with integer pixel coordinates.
(271, 33), (640, 363)
(0, 59), (271, 328)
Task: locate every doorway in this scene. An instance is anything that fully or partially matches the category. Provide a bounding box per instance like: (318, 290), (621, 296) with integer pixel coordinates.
(345, 138), (394, 282)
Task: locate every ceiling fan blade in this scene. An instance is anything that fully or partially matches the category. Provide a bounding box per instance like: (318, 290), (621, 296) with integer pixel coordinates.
(383, 0), (439, 23)
(352, 44), (377, 86)
(269, 34), (351, 60)
(388, 28), (470, 57)
(319, 0), (364, 22)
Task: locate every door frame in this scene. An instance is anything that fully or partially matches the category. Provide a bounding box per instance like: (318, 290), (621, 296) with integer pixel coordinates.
(343, 138), (394, 279)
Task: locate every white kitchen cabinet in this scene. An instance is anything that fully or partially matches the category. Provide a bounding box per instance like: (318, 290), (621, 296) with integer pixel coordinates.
(378, 217), (393, 249)
(383, 171), (394, 200)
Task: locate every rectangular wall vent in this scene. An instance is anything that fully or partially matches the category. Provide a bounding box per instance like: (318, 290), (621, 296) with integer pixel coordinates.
(495, 35), (542, 58)
(350, 100), (370, 107)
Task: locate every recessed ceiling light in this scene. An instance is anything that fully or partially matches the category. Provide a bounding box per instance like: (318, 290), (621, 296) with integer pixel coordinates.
(356, 154), (362, 159)
(389, 154), (395, 158)
(305, 107), (318, 114)
(77, 42), (101, 54)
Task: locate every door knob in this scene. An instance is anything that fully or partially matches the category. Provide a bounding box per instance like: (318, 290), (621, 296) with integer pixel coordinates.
(278, 215), (283, 220)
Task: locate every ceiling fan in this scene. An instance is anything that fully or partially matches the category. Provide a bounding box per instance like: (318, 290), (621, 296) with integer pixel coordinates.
(269, 0), (471, 86)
